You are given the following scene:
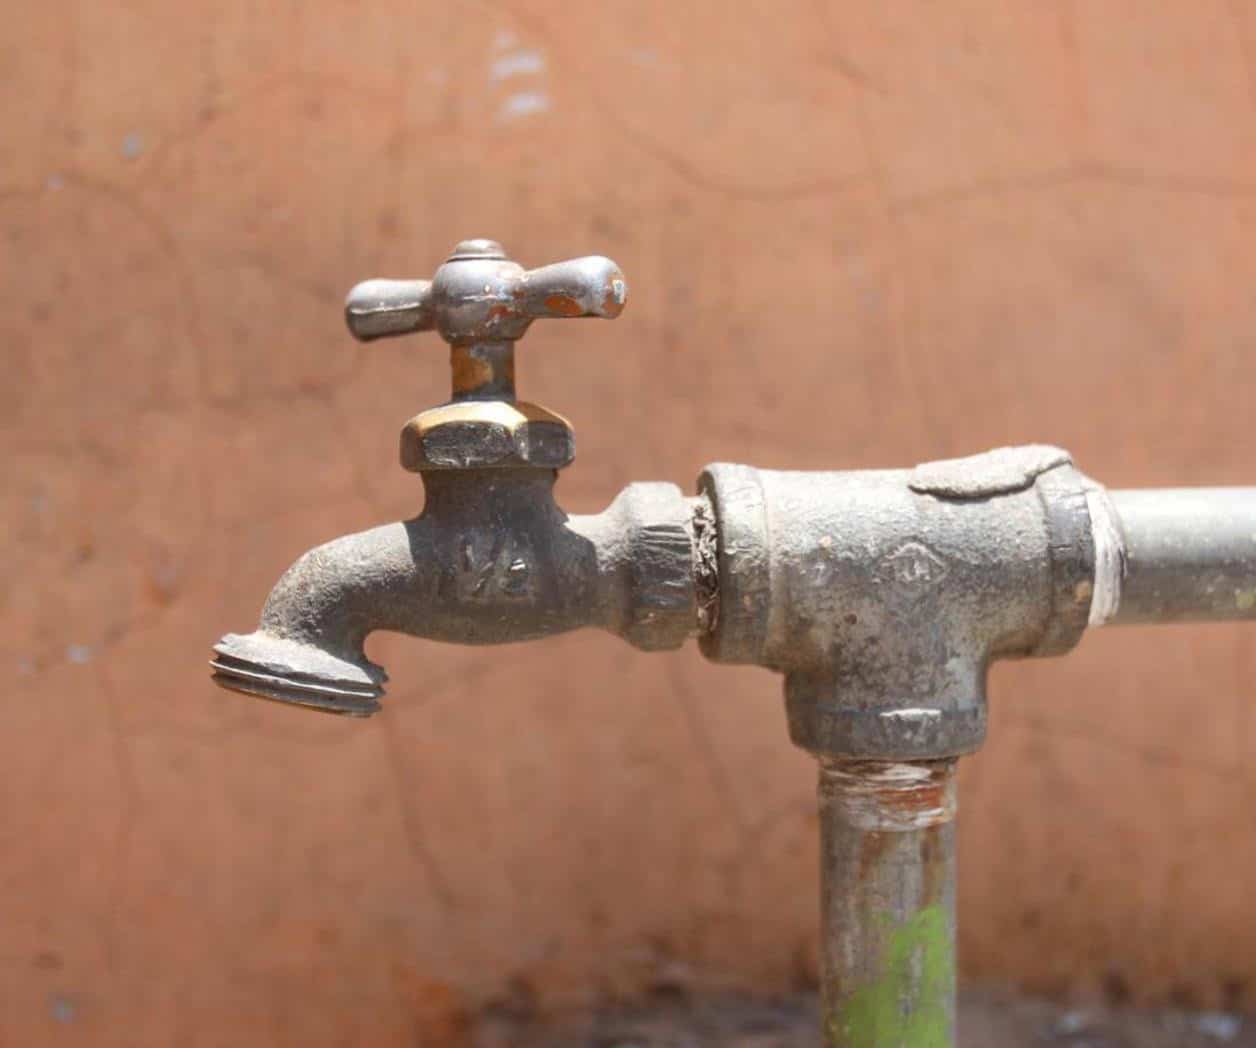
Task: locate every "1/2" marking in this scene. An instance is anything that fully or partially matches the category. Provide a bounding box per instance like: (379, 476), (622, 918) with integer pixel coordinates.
(455, 532), (534, 602)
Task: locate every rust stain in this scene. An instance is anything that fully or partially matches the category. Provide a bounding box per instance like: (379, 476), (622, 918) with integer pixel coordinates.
(544, 293), (584, 317)
(451, 348), (496, 393)
(601, 288), (625, 317)
(855, 761), (951, 820)
(822, 760), (956, 832)
(858, 829), (893, 885)
(874, 776), (949, 821)
(917, 823), (950, 906)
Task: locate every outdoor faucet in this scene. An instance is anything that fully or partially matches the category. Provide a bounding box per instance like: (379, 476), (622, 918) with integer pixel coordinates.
(211, 240), (709, 716)
(211, 240), (1256, 1048)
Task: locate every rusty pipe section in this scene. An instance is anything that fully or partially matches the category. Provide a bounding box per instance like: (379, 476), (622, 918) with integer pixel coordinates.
(819, 759), (958, 1048)
(212, 470), (705, 716)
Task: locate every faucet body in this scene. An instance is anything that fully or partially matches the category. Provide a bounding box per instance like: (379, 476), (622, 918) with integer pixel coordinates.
(209, 240), (1256, 1048)
(213, 470), (702, 715)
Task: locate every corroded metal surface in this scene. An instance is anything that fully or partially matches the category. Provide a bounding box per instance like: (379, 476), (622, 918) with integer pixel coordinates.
(17, 9), (1256, 1041)
(208, 238), (1256, 1048)
(345, 241), (627, 473)
(819, 759), (958, 1047)
(213, 246), (696, 712)
(698, 449), (1096, 760)
(344, 239), (626, 403)
(212, 472), (705, 713)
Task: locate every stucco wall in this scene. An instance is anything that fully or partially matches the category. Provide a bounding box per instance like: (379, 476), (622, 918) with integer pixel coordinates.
(4, 1), (1256, 1043)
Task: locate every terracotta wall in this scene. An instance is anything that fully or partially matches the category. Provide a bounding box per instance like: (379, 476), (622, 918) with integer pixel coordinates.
(4, 1), (1256, 1043)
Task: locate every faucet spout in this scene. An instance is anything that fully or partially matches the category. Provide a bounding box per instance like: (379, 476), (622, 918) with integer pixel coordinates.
(211, 470), (705, 716)
(211, 519), (428, 716)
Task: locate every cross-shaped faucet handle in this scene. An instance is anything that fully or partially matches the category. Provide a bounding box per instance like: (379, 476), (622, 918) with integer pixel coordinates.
(345, 239), (626, 401)
(346, 238), (626, 345)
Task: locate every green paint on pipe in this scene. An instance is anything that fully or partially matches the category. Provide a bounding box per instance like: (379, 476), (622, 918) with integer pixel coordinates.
(826, 904), (954, 1047)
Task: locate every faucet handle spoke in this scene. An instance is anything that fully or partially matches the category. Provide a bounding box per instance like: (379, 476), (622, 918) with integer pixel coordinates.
(517, 257), (627, 321)
(344, 279), (434, 341)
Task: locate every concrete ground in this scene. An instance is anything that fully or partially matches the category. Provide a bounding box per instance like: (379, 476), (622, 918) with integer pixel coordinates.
(478, 988), (1252, 1047)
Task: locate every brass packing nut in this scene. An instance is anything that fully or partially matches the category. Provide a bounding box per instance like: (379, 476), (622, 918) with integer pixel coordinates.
(400, 400), (575, 472)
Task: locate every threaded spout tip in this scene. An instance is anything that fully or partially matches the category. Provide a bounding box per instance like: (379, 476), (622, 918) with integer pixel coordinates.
(210, 631), (386, 717)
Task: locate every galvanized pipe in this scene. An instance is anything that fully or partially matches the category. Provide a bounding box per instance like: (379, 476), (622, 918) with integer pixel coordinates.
(214, 230), (1256, 1048)
(818, 758), (958, 1048)
(1107, 488), (1256, 625)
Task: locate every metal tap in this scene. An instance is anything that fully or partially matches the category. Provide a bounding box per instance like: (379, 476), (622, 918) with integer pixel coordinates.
(211, 241), (705, 716)
(210, 240), (1256, 1047)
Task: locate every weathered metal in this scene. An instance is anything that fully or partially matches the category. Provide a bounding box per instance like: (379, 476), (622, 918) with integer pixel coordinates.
(210, 240), (1256, 1047)
(1105, 488), (1256, 625)
(343, 238), (626, 403)
(211, 471), (703, 714)
(213, 243), (698, 714)
(819, 759), (957, 1048)
(697, 451), (1097, 1045)
(698, 450), (1095, 761)
(399, 400), (577, 472)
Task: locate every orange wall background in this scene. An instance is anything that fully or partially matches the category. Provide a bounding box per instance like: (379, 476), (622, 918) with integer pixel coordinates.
(5, 1), (1256, 1043)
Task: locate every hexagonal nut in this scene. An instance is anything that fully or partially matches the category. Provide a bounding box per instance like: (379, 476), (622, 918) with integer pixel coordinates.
(400, 401), (575, 471)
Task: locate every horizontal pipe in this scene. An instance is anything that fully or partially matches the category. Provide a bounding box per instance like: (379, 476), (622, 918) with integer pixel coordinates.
(1107, 488), (1256, 625)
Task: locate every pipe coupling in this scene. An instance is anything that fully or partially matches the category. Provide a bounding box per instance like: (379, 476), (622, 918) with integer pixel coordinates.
(699, 447), (1098, 760)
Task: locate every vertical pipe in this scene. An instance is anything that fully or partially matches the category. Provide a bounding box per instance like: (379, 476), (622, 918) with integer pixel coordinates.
(818, 758), (958, 1048)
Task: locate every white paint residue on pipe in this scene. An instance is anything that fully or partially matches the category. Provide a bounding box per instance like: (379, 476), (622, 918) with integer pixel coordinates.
(1086, 484), (1125, 626)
